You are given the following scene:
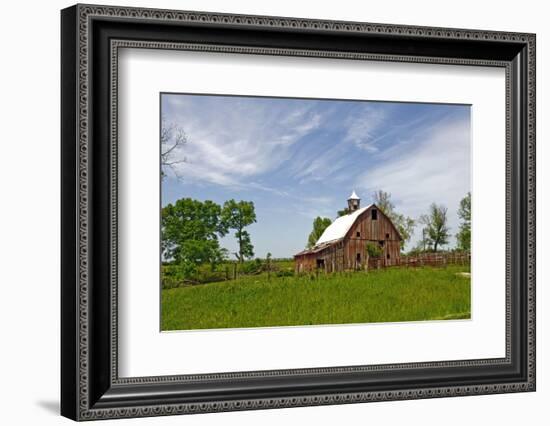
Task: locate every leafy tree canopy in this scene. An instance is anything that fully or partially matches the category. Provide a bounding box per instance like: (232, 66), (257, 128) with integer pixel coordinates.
(337, 207), (350, 217)
(419, 203), (450, 253)
(366, 242), (383, 258)
(221, 199), (257, 262)
(307, 216), (332, 248)
(372, 190), (415, 249)
(456, 192), (471, 251)
(161, 198), (227, 274)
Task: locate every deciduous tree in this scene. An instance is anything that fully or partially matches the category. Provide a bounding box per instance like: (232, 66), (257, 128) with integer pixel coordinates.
(372, 190), (415, 249)
(221, 200), (257, 262)
(336, 207), (350, 217)
(161, 120), (187, 179)
(307, 216), (332, 248)
(419, 203), (450, 253)
(456, 192), (471, 251)
(161, 198), (227, 276)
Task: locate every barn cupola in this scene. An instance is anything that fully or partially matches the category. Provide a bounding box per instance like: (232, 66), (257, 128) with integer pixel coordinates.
(347, 190), (361, 212)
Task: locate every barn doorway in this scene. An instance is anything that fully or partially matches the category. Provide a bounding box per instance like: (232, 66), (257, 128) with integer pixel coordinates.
(356, 252), (361, 269)
(316, 258), (325, 269)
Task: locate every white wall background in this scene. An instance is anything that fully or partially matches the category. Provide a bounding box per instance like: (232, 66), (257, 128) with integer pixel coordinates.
(0, 0), (546, 424)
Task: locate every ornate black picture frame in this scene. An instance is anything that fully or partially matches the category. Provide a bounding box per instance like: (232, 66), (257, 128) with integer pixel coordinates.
(61, 4), (536, 421)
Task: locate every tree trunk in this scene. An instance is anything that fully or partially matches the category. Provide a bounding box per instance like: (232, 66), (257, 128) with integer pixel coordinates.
(238, 229), (243, 263)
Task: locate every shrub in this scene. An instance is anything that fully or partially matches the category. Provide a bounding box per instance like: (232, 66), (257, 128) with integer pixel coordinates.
(275, 269), (294, 278)
(239, 258), (263, 275)
(180, 259), (198, 278)
(366, 242), (383, 258)
(163, 263), (232, 288)
(196, 269), (227, 283)
(161, 264), (184, 289)
(161, 275), (180, 289)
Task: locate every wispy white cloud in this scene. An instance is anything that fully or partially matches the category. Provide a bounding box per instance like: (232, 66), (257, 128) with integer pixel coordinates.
(291, 142), (349, 184)
(285, 200), (336, 221)
(289, 104), (394, 183)
(356, 115), (471, 249)
(342, 104), (387, 152)
(162, 96), (324, 188)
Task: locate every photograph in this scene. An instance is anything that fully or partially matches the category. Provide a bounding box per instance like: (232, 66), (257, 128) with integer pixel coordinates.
(57, 3), (536, 420)
(160, 93), (472, 331)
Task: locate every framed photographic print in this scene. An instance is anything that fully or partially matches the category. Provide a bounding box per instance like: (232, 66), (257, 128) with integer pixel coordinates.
(61, 4), (536, 421)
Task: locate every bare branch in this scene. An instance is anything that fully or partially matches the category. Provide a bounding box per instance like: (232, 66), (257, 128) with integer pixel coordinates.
(160, 120), (188, 180)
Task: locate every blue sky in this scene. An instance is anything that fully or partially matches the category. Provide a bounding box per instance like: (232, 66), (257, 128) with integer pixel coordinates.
(161, 93), (471, 258)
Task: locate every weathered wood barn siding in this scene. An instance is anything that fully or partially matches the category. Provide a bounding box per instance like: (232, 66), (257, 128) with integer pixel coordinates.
(295, 205), (402, 273)
(295, 241), (345, 273)
(344, 206), (401, 268)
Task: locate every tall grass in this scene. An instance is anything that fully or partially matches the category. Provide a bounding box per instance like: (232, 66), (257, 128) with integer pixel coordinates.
(161, 265), (471, 331)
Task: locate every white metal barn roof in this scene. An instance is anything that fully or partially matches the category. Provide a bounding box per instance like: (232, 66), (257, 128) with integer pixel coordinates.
(315, 204), (373, 246)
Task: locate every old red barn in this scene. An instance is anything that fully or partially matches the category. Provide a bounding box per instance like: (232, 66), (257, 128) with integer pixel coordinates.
(294, 192), (402, 272)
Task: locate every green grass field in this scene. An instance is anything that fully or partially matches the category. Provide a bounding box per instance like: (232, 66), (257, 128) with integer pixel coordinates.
(161, 265), (471, 331)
